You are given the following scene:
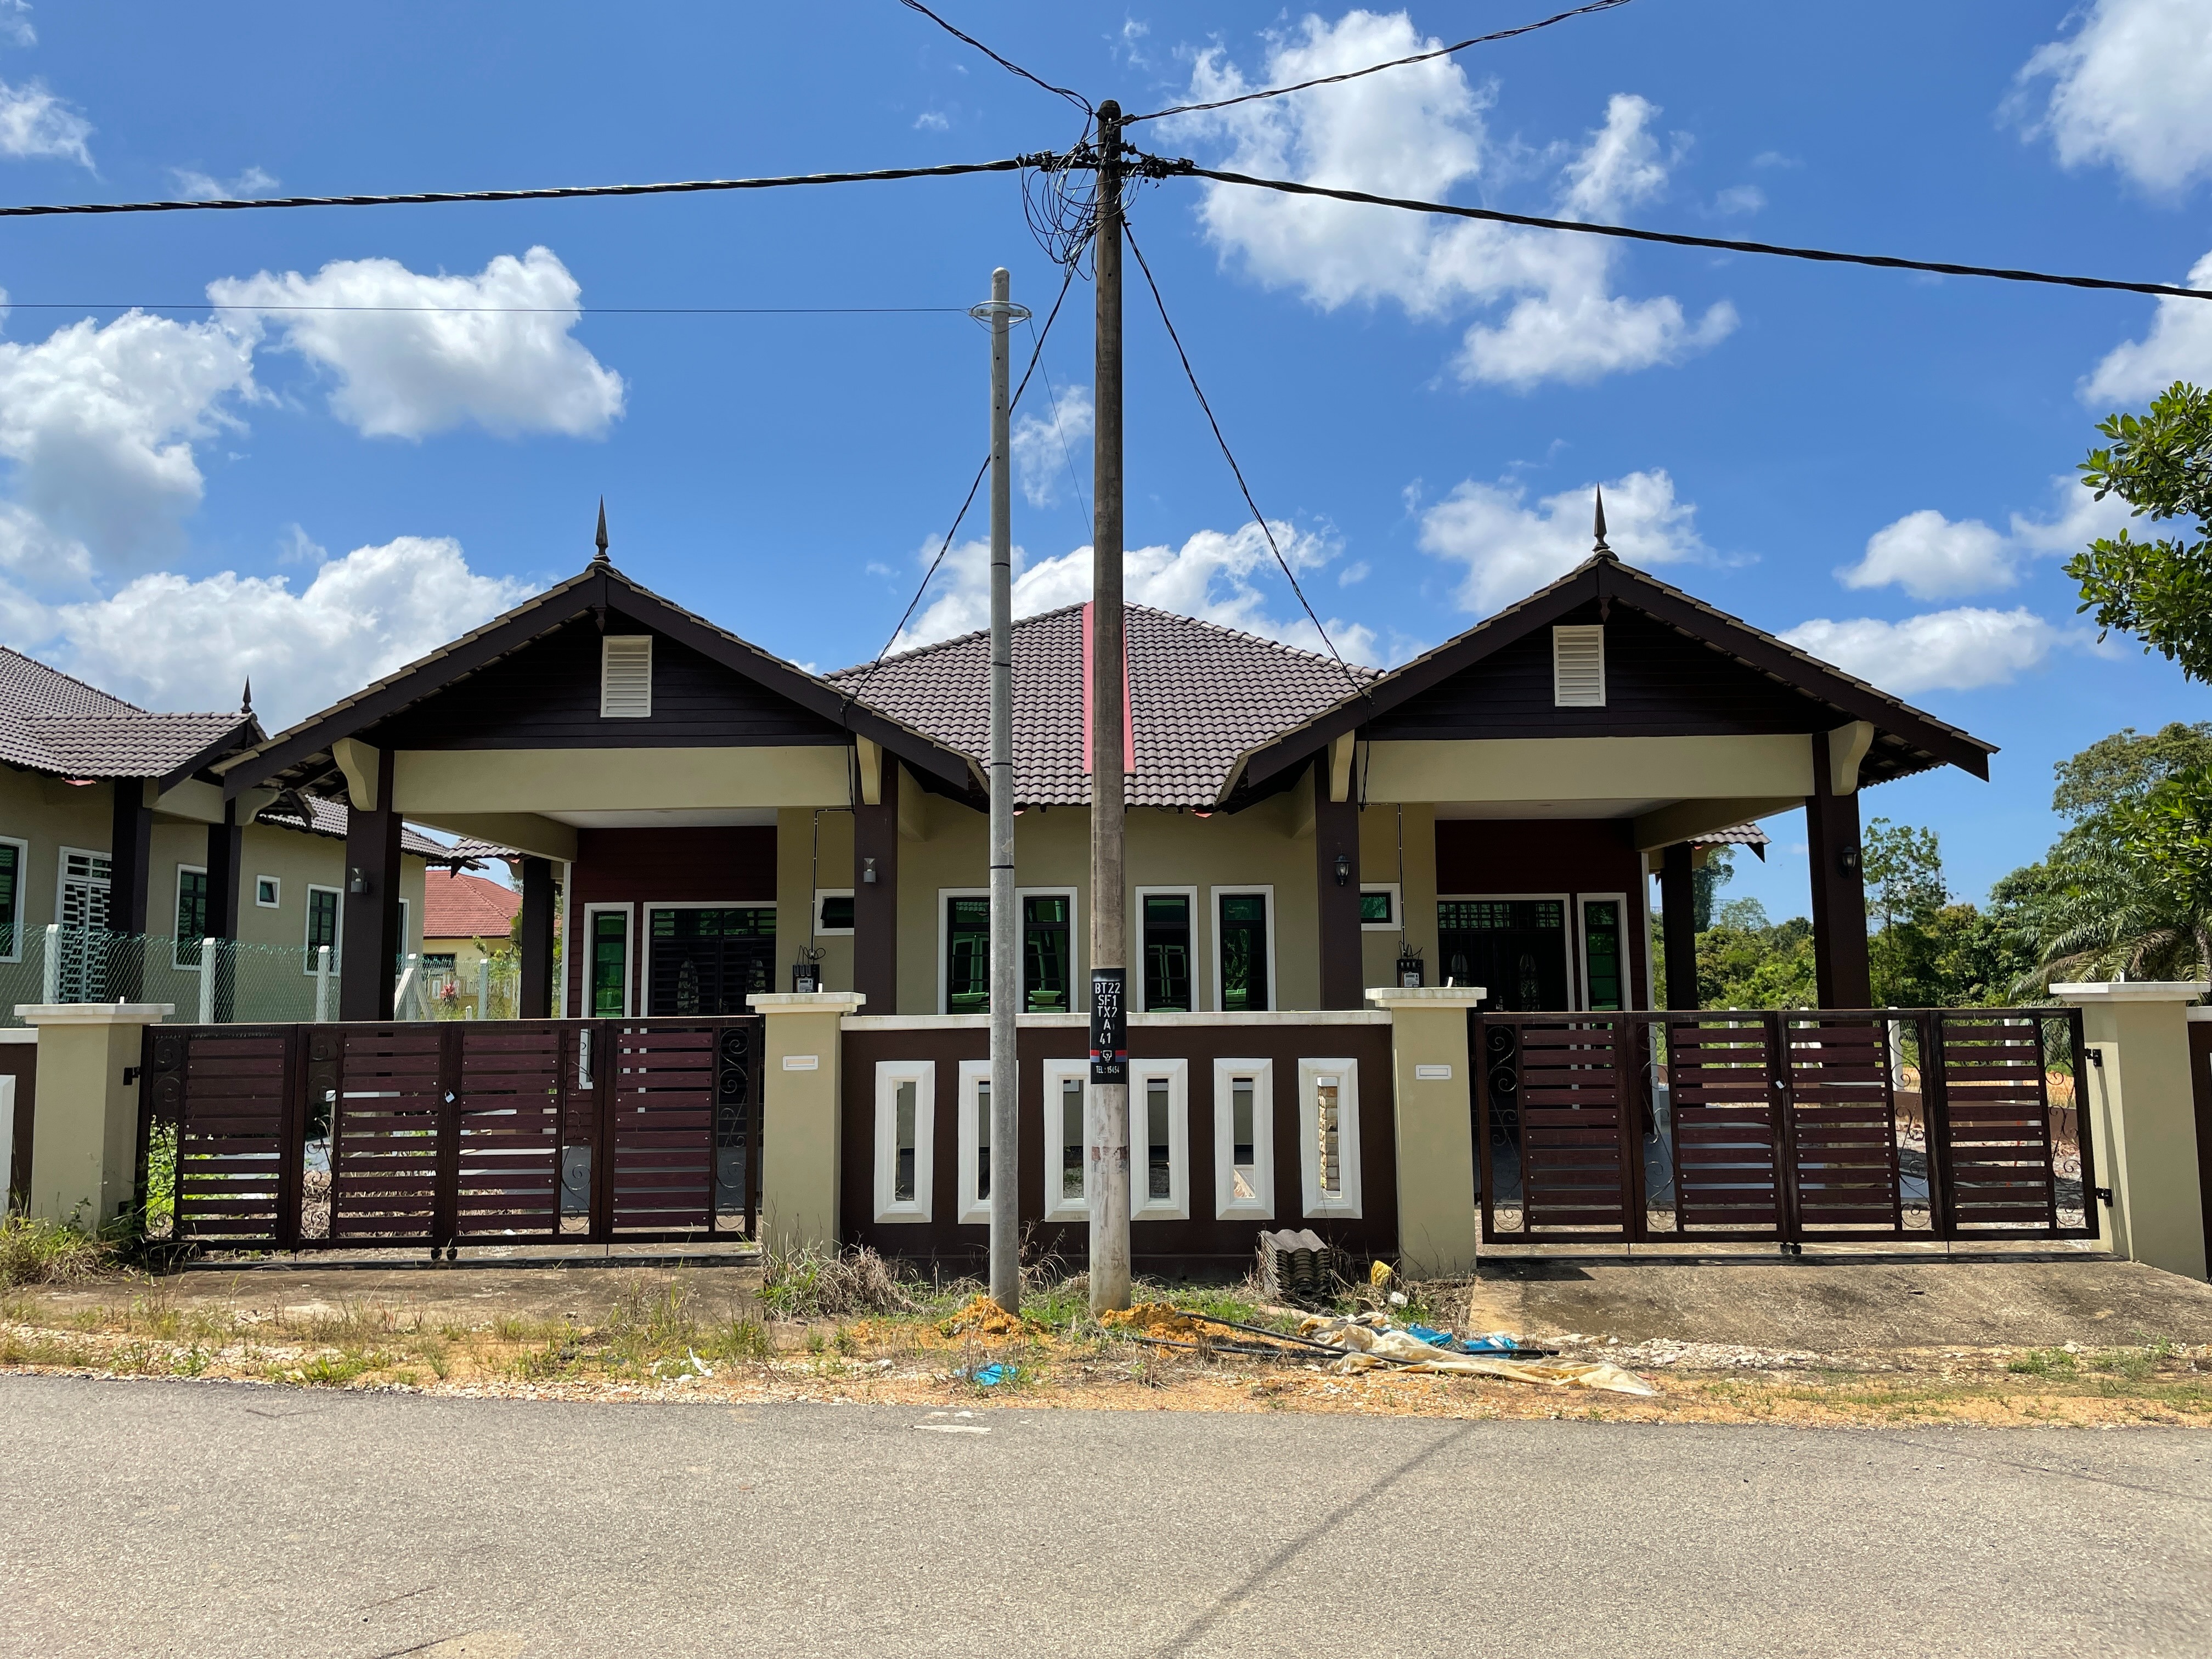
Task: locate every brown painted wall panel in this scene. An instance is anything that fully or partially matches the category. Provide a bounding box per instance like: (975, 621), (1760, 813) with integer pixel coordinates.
(839, 1020), (1399, 1274)
(1368, 602), (1836, 740)
(563, 826), (778, 1016)
(368, 614), (847, 751)
(1434, 817), (1651, 1008)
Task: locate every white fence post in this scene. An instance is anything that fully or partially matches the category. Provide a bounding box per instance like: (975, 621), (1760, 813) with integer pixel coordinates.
(477, 957), (490, 1022)
(198, 938), (217, 1025)
(41, 923), (58, 1003)
(314, 944), (332, 1023)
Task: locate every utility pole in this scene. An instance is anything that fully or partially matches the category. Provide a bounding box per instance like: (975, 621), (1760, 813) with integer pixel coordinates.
(973, 266), (1028, 1312)
(1088, 101), (1132, 1314)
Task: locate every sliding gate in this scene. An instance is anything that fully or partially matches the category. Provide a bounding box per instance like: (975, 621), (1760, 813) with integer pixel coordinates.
(142, 1017), (762, 1252)
(1474, 1007), (2098, 1246)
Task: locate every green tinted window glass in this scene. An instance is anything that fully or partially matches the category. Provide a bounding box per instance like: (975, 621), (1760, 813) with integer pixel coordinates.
(946, 896), (990, 1013)
(175, 869), (208, 968)
(1023, 894), (1070, 1013)
(1218, 893), (1268, 1012)
(1359, 890), (1392, 925)
(0, 843), (17, 956)
(306, 888), (340, 972)
(1142, 893), (1190, 1012)
(820, 894), (854, 930)
(1582, 899), (1623, 1011)
(591, 910), (629, 1017)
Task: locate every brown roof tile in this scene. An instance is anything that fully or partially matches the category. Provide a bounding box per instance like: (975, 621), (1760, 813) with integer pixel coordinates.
(0, 647), (251, 780)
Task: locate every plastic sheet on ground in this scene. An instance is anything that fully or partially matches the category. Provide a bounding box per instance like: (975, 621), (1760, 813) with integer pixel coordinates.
(1297, 1313), (1657, 1396)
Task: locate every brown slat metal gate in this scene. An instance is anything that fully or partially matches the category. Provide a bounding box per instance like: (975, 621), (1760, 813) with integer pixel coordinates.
(1475, 1007), (2098, 1247)
(142, 1017), (762, 1251)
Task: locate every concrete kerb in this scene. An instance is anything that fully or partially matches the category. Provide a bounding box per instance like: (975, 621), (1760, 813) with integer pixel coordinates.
(15, 1002), (172, 1230)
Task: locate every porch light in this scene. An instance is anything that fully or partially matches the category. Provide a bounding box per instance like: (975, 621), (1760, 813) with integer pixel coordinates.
(1396, 943), (1424, 989)
(347, 866), (366, 896)
(862, 856), (878, 885)
(1333, 853), (1351, 887)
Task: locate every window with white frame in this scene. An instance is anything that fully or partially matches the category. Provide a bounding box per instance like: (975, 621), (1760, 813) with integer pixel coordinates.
(253, 875), (280, 909)
(1135, 886), (1198, 1011)
(956, 1059), (996, 1225)
(1128, 1057), (1189, 1221)
(872, 1060), (934, 1223)
(303, 884), (341, 975)
(1212, 1058), (1274, 1219)
(814, 889), (854, 935)
(1359, 885), (1400, 932)
(1212, 887), (1274, 1013)
(584, 904), (633, 1018)
(173, 865), (208, 969)
(0, 836), (23, 961)
(600, 635), (653, 718)
(1040, 1058), (1090, 1221)
(1297, 1057), (1363, 1218)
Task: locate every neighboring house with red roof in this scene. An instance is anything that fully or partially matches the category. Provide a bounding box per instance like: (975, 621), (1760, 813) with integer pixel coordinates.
(421, 867), (521, 984)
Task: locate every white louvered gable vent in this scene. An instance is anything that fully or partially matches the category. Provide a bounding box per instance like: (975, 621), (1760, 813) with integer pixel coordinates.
(1551, 625), (1606, 708)
(601, 635), (653, 718)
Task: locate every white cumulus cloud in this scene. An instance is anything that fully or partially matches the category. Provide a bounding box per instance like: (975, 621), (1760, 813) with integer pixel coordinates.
(2083, 247), (2212, 404)
(0, 77), (89, 166)
(41, 535), (536, 726)
(1171, 13), (1733, 388)
(2012, 0), (2212, 194)
(1781, 608), (2059, 695)
(1012, 381), (1092, 507)
(0, 310), (257, 565)
(207, 246), (625, 441)
(888, 520), (1383, 665)
(1417, 467), (1706, 614)
(170, 165), (278, 201)
(1841, 481), (2136, 600)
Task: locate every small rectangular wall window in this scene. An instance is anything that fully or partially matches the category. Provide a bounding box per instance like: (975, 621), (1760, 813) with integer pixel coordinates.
(1552, 624), (1606, 707)
(587, 906), (631, 1018)
(0, 838), (25, 960)
(1297, 1058), (1363, 1218)
(174, 866), (209, 968)
(1359, 886), (1399, 932)
(814, 890), (854, 935)
(1212, 1058), (1275, 1220)
(1216, 890), (1272, 1012)
(600, 635), (653, 718)
(1041, 1059), (1090, 1221)
(304, 885), (340, 974)
(254, 876), (280, 909)
(873, 1060), (934, 1222)
(1139, 890), (1194, 1011)
(1127, 1058), (1189, 1221)
(1579, 896), (1626, 1012)
(956, 1059), (994, 1224)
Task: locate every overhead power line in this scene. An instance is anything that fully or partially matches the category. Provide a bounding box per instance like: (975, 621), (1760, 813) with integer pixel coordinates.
(1166, 161), (2212, 302)
(1125, 0), (1638, 124)
(1121, 215), (1367, 703)
(0, 302), (969, 314)
(0, 157), (1036, 220)
(897, 0), (1092, 116)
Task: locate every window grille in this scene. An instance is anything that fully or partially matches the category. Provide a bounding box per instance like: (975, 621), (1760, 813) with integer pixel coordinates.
(600, 635), (653, 718)
(1552, 624), (1606, 707)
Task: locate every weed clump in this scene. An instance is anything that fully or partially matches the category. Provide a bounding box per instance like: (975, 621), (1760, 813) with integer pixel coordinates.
(0, 1216), (115, 1288)
(761, 1244), (918, 1319)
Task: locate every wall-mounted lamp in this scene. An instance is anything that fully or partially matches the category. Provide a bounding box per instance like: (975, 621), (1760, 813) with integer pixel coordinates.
(862, 857), (878, 885)
(347, 866), (366, 896)
(1333, 853), (1351, 888)
(1838, 845), (1862, 877)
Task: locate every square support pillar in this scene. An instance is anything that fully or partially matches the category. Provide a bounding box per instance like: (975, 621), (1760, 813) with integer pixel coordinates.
(205, 801), (244, 1024)
(517, 856), (555, 1019)
(2056, 980), (2209, 1283)
(1368, 985), (1487, 1277)
(340, 749), (404, 1022)
(16, 1002), (173, 1230)
(853, 763), (899, 1016)
(1314, 765), (1363, 1010)
(747, 990), (865, 1255)
(1805, 729), (1871, 1009)
(108, 779), (154, 1002)
(1658, 842), (1698, 1011)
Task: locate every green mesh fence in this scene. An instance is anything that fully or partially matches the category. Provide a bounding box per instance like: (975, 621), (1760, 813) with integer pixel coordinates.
(1, 926), (345, 1026)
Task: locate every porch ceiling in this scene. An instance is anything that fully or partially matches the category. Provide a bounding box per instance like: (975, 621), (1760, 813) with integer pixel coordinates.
(1434, 798), (1672, 820)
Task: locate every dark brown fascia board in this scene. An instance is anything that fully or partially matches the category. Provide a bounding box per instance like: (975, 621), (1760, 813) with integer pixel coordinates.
(223, 565), (978, 797)
(161, 716), (267, 794)
(1232, 567), (1604, 792)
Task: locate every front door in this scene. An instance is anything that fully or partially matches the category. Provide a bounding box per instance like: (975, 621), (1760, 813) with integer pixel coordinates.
(1437, 899), (1569, 1011)
(646, 906), (776, 1015)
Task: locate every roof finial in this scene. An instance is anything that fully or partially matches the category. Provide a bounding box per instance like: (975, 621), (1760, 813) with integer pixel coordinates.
(592, 497), (610, 566)
(240, 676), (252, 715)
(1592, 484), (1616, 560)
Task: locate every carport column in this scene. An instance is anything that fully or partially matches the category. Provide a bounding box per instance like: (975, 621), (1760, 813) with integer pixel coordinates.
(747, 990), (865, 1256)
(2055, 980), (2209, 1283)
(517, 856), (555, 1019)
(1804, 728), (1871, 1009)
(108, 778), (154, 1001)
(339, 747), (404, 1022)
(1368, 985), (1486, 1278)
(1314, 763), (1363, 1009)
(852, 757), (899, 1014)
(1658, 842), (1698, 1011)
(16, 1002), (173, 1230)
(205, 799), (244, 1023)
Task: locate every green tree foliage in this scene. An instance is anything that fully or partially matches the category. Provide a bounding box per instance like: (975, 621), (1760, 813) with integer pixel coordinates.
(1693, 898), (1817, 1009)
(2050, 722), (2212, 821)
(2068, 382), (2212, 682)
(1691, 845), (1733, 930)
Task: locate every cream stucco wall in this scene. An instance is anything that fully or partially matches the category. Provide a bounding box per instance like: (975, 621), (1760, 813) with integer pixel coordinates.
(1361, 802), (1437, 991)
(776, 806), (856, 994)
(0, 767), (121, 946)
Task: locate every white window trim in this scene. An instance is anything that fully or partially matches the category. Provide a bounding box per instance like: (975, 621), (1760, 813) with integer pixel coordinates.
(0, 834), (28, 962)
(253, 874), (281, 910)
(1435, 891), (1572, 1002)
(581, 902), (635, 1018)
(303, 883), (343, 977)
(955, 1059), (994, 1226)
(1210, 885), (1277, 1014)
(173, 864), (208, 970)
(872, 1059), (935, 1223)
(1297, 1057), (1363, 1219)
(1132, 884), (1202, 1012)
(935, 886), (1085, 1015)
(813, 888), (855, 937)
(1575, 890), (1632, 1012)
(1359, 883), (1401, 933)
(1040, 1057), (1091, 1222)
(1212, 1057), (1275, 1221)
(600, 634), (653, 719)
(1128, 1056), (1190, 1222)
(399, 895), (411, 956)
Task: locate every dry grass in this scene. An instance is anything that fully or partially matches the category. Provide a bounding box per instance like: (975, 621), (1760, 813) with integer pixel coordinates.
(0, 1217), (119, 1288)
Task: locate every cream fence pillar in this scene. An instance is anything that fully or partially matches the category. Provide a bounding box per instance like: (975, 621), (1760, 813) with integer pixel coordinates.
(747, 991), (865, 1258)
(2053, 980), (2208, 1283)
(1368, 985), (1486, 1278)
(16, 1003), (174, 1231)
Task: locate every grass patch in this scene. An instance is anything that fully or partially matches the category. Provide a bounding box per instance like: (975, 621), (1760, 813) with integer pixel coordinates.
(761, 1244), (920, 1319)
(0, 1216), (116, 1288)
(2007, 1348), (2078, 1375)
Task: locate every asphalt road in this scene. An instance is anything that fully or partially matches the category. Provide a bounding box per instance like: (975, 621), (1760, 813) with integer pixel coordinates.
(4, 1376), (2209, 1658)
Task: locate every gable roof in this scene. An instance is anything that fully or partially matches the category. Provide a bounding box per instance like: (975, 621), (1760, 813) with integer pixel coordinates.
(251, 792), (465, 863)
(1228, 554), (1997, 797)
(826, 603), (1377, 809)
(218, 563), (981, 798)
(422, 867), (521, 939)
(0, 647), (260, 786)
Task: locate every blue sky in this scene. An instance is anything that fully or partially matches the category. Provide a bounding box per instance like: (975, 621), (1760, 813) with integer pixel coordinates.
(0, 1), (2207, 917)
